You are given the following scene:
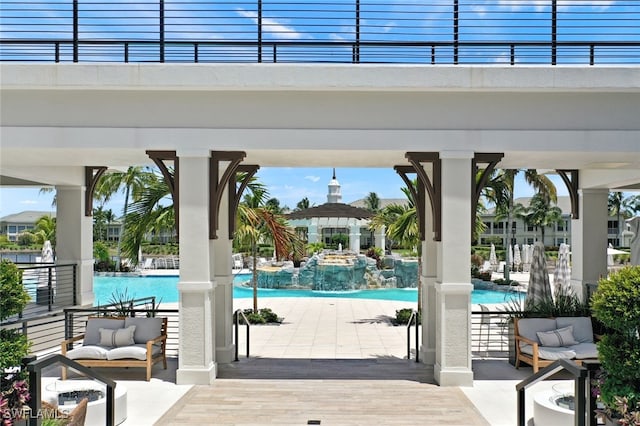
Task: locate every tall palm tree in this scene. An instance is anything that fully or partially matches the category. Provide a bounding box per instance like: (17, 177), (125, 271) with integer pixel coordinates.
(364, 192), (381, 213)
(488, 169), (557, 280)
(96, 167), (155, 270)
(518, 194), (563, 245)
(295, 197), (311, 211)
(608, 192), (638, 245)
(27, 215), (56, 247)
(370, 180), (422, 312)
(235, 186), (301, 312)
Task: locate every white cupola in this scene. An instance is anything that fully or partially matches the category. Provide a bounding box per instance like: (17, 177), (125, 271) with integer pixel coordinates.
(327, 168), (342, 203)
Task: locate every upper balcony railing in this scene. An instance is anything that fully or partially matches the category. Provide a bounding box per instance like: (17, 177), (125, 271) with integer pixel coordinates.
(1, 0), (639, 65)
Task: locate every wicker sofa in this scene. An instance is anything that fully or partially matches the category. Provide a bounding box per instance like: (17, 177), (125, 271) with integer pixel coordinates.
(514, 316), (599, 373)
(61, 316), (167, 381)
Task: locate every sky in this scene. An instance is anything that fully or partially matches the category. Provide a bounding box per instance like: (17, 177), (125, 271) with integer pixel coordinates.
(0, 168), (570, 218)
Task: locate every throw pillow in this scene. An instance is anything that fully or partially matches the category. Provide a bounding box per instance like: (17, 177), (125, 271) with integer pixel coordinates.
(536, 325), (578, 347)
(99, 325), (136, 347)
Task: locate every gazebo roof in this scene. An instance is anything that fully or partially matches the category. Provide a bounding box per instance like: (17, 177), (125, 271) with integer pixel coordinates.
(286, 203), (373, 220)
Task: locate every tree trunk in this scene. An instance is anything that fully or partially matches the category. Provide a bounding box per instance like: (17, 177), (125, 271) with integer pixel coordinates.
(115, 185), (130, 272)
(252, 241), (258, 312)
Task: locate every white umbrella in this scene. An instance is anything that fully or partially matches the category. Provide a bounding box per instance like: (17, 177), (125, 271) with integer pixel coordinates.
(607, 243), (615, 266)
(508, 244), (514, 268)
(41, 240), (54, 263)
(553, 243), (571, 294)
(489, 243), (498, 268)
(526, 242), (553, 307)
(513, 244), (522, 271)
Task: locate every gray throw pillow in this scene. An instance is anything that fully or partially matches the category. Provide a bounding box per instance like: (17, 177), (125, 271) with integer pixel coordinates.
(99, 325), (136, 347)
(536, 325), (578, 347)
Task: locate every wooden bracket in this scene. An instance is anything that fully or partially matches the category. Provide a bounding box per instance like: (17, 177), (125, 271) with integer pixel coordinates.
(146, 150), (179, 237)
(472, 153), (504, 240)
(210, 151), (246, 239)
(403, 152), (441, 241)
(556, 169), (579, 219)
(394, 166), (426, 241)
(84, 166), (108, 216)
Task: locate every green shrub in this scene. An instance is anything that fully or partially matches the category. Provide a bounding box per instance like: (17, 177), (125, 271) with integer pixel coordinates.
(0, 259), (29, 320)
(393, 308), (420, 325)
(241, 308), (281, 324)
(591, 266), (640, 411)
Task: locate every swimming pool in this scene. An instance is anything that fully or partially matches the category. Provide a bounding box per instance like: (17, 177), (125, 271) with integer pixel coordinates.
(93, 274), (519, 305)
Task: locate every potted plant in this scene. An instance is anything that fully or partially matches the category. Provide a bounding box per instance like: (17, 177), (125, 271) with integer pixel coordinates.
(591, 266), (640, 425)
(0, 259), (32, 425)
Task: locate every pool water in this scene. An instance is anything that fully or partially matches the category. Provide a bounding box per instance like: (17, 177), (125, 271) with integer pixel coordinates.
(93, 274), (518, 306)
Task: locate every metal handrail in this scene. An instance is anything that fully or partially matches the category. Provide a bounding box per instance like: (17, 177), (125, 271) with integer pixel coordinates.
(234, 309), (251, 362)
(25, 354), (116, 426)
(406, 310), (420, 363)
(515, 358), (600, 426)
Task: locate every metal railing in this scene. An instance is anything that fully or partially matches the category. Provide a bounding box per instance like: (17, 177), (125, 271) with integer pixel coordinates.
(406, 309), (420, 362)
(0, 0), (638, 65)
(515, 358), (601, 426)
(233, 309), (251, 361)
(1, 263), (77, 324)
(25, 354), (117, 426)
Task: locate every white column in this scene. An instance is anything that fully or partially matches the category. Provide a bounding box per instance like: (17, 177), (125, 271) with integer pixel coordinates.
(420, 167), (437, 365)
(213, 180), (235, 364)
(571, 188), (609, 299)
(56, 185), (94, 306)
(308, 221), (319, 244)
(349, 222), (360, 252)
(176, 152), (216, 385)
(435, 151), (474, 387)
(375, 226), (386, 251)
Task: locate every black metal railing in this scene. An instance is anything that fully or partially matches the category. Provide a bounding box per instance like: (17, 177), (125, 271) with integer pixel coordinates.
(0, 263), (77, 323)
(0, 0), (638, 64)
(233, 309), (251, 361)
(515, 358), (601, 426)
(25, 354), (117, 426)
(406, 309), (420, 362)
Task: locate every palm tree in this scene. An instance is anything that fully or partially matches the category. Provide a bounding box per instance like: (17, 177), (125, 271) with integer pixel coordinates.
(235, 186), (301, 312)
(370, 180), (421, 311)
(96, 167), (155, 270)
(27, 215), (56, 247)
(608, 192), (638, 245)
(488, 169), (557, 280)
(520, 194), (563, 244)
(364, 192), (381, 213)
(295, 197), (311, 211)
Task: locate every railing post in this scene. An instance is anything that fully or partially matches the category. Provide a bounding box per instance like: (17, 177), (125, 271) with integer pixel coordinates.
(159, 0), (165, 62)
(354, 0), (360, 63)
(575, 374), (586, 426)
(415, 312), (419, 363)
(453, 0), (459, 64)
(73, 0), (78, 62)
(234, 310), (239, 361)
(551, 0), (557, 65)
(47, 266), (53, 311)
(257, 0), (263, 63)
(517, 387), (525, 426)
(72, 264), (77, 306)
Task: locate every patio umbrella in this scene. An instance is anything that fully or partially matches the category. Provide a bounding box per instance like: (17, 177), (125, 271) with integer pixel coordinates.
(41, 240), (54, 263)
(513, 244), (522, 272)
(553, 243), (571, 294)
(526, 242), (553, 307)
(508, 244), (514, 268)
(628, 216), (640, 265)
(489, 243), (498, 269)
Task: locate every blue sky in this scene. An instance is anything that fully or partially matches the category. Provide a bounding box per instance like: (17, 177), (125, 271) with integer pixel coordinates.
(0, 168), (569, 218)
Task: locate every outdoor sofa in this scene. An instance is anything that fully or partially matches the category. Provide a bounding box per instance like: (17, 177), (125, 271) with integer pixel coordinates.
(514, 316), (599, 373)
(61, 316), (167, 381)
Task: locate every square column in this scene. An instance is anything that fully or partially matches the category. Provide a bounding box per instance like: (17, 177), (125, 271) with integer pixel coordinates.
(349, 222), (361, 252)
(374, 226), (386, 251)
(213, 182), (235, 364)
(571, 188), (608, 299)
(419, 166), (436, 365)
(176, 153), (216, 385)
(435, 152), (474, 387)
(56, 184), (94, 306)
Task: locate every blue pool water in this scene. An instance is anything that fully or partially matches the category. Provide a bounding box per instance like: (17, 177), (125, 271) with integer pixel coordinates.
(93, 274), (518, 306)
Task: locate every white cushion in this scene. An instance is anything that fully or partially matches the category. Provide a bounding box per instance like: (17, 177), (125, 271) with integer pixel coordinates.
(66, 345), (109, 360)
(537, 326), (578, 347)
(556, 317), (594, 343)
(83, 318), (125, 346)
(520, 344), (576, 361)
(569, 342), (599, 359)
(124, 317), (163, 344)
(99, 325), (136, 347)
(106, 344), (161, 361)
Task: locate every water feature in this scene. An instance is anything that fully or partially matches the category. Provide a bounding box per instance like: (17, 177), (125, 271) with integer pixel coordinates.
(254, 252), (418, 291)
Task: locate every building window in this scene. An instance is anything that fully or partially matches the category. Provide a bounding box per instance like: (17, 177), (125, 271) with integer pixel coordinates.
(494, 222), (505, 234)
(557, 220), (568, 232)
(527, 224), (535, 232)
(526, 238), (534, 244)
(608, 220), (619, 235)
(483, 221), (492, 234)
(8, 225), (17, 233)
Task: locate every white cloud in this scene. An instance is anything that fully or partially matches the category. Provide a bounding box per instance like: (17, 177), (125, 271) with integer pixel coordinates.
(304, 175), (320, 183)
(20, 200), (37, 205)
(236, 9), (305, 40)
